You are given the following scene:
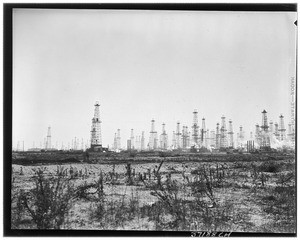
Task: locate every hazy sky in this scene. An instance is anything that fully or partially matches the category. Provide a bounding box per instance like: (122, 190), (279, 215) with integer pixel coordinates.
(13, 9), (297, 149)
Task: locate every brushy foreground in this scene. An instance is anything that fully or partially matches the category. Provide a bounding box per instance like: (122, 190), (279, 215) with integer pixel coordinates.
(11, 157), (295, 232)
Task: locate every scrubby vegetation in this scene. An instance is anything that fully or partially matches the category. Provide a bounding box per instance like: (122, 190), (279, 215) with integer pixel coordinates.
(11, 156), (296, 232)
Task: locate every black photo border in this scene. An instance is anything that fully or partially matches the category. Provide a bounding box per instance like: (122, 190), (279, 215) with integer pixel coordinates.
(3, 3), (297, 237)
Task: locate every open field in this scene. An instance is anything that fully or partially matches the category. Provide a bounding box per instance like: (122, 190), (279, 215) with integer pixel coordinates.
(11, 153), (295, 232)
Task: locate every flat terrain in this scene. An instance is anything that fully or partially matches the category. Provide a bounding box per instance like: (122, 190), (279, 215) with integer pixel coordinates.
(11, 153), (296, 232)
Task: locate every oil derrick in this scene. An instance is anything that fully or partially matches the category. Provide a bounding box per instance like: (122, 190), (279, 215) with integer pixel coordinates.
(274, 122), (280, 140)
(220, 116), (228, 149)
(90, 101), (102, 148)
(46, 126), (51, 150)
(176, 122), (182, 149)
(216, 123), (220, 149)
(130, 129), (135, 149)
(228, 120), (234, 148)
(278, 114), (286, 141)
(172, 131), (176, 149)
(200, 118), (207, 148)
(113, 133), (118, 151)
(141, 131), (145, 150)
(149, 119), (157, 150)
(160, 123), (168, 150)
(260, 110), (270, 148)
(210, 130), (216, 148)
(117, 129), (121, 150)
(238, 126), (244, 148)
(182, 126), (189, 149)
(192, 109), (199, 147)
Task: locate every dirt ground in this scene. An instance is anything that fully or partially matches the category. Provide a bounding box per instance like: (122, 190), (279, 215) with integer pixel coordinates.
(11, 156), (296, 232)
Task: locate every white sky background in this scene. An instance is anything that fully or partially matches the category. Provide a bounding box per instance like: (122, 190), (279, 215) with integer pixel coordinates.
(12, 9), (297, 150)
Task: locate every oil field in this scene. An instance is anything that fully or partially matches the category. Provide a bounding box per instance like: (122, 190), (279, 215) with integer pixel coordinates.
(11, 103), (296, 232)
(10, 8), (296, 235)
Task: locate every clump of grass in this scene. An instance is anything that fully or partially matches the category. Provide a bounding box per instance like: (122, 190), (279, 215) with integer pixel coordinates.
(18, 168), (75, 229)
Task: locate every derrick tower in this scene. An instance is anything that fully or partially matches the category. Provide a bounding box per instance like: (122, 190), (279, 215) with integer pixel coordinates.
(149, 119), (157, 150)
(46, 126), (51, 150)
(160, 123), (168, 150)
(182, 126), (189, 149)
(192, 109), (199, 147)
(220, 116), (228, 149)
(130, 129), (135, 149)
(278, 115), (286, 141)
(172, 131), (176, 149)
(90, 101), (102, 147)
(117, 129), (121, 150)
(201, 118), (207, 148)
(228, 120), (234, 148)
(216, 123), (220, 149)
(176, 122), (182, 149)
(260, 110), (270, 148)
(239, 126), (244, 147)
(141, 131), (145, 150)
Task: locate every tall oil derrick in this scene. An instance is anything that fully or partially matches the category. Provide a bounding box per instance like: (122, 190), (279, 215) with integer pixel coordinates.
(210, 130), (216, 148)
(187, 129), (191, 148)
(220, 116), (228, 149)
(149, 119), (157, 150)
(160, 123), (168, 150)
(113, 133), (118, 150)
(130, 129), (135, 149)
(117, 129), (121, 150)
(46, 126), (51, 150)
(278, 114), (286, 142)
(227, 120), (234, 148)
(182, 126), (189, 149)
(176, 122), (182, 149)
(274, 122), (280, 140)
(216, 123), (220, 149)
(238, 126), (244, 148)
(90, 101), (102, 148)
(192, 109), (199, 147)
(200, 118), (207, 148)
(141, 131), (145, 150)
(172, 131), (176, 149)
(260, 110), (270, 148)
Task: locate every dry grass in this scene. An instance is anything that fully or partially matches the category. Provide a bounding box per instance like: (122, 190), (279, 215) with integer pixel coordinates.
(11, 156), (295, 232)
